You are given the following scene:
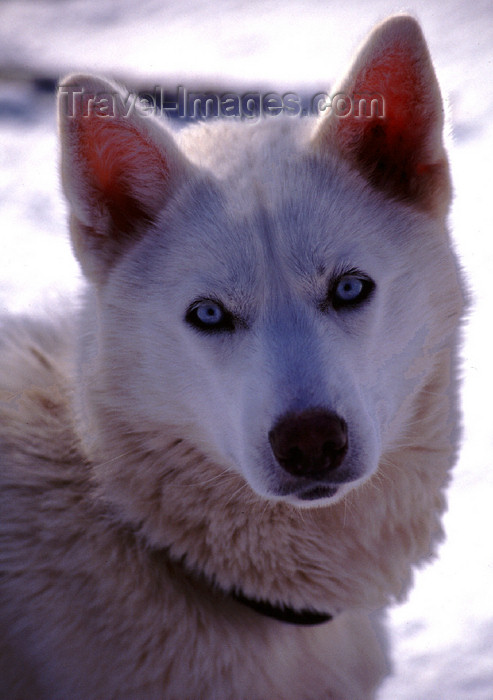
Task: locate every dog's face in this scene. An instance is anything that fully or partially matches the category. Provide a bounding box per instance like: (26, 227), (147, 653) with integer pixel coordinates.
(59, 16), (461, 508)
(94, 143), (453, 507)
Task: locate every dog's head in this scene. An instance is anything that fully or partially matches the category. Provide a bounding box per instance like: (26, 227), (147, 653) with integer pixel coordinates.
(59, 15), (462, 511)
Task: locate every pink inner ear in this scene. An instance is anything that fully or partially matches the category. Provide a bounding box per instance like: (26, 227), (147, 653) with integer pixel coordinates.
(339, 50), (433, 169)
(77, 116), (169, 204)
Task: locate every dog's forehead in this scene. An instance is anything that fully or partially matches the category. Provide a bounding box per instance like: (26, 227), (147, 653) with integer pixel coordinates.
(209, 151), (385, 279)
(163, 118), (414, 301)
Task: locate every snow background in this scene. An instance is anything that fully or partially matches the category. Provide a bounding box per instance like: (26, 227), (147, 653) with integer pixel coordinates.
(1, 0), (492, 697)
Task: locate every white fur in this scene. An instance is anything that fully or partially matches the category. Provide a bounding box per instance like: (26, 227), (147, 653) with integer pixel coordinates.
(0, 15), (464, 699)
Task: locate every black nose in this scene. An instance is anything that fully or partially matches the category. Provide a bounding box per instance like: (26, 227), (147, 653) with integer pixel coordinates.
(268, 409), (348, 479)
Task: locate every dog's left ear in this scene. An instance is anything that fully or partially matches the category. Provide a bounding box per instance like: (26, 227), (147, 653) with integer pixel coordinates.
(313, 15), (450, 216)
(58, 74), (192, 284)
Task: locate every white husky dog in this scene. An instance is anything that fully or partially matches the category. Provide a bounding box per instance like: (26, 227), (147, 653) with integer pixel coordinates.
(0, 15), (463, 700)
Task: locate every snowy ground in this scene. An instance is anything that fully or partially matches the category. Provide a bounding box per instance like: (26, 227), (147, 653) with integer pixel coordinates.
(1, 1), (492, 697)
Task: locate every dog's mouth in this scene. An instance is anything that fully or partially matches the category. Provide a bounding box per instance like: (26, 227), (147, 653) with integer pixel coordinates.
(261, 467), (366, 506)
(296, 485), (339, 502)
(267, 477), (345, 504)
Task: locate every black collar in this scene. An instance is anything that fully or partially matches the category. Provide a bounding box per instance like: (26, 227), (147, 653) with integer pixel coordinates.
(231, 590), (333, 626)
(149, 543), (334, 626)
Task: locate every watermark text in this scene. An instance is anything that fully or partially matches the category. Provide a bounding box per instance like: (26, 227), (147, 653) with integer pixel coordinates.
(59, 85), (385, 121)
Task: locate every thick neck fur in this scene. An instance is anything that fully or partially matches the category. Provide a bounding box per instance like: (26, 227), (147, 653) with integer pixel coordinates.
(82, 342), (459, 614)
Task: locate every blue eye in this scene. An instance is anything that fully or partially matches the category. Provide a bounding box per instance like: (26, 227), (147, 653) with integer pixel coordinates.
(332, 274), (374, 309)
(336, 277), (363, 301)
(196, 302), (223, 325)
(185, 299), (235, 333)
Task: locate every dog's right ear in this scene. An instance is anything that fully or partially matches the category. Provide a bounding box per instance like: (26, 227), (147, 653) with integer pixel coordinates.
(58, 74), (190, 283)
(312, 15), (450, 217)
